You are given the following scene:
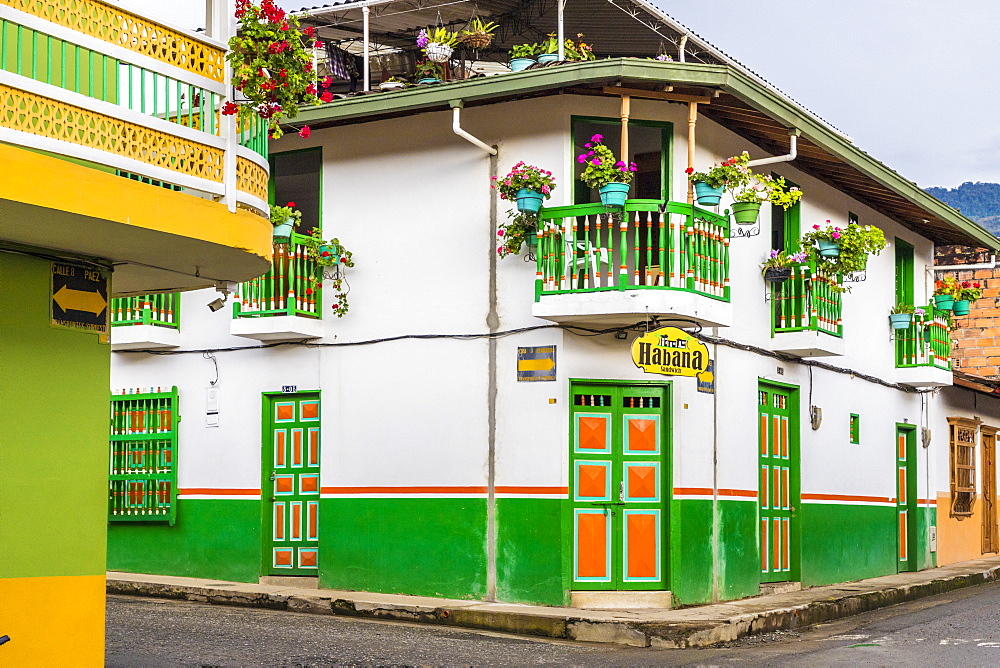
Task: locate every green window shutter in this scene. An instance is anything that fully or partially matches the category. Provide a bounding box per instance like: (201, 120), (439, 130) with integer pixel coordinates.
(850, 413), (860, 444)
(895, 237), (915, 306)
(108, 387), (179, 525)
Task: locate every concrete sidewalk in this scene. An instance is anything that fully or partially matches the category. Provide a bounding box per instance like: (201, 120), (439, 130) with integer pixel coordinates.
(108, 556), (1000, 649)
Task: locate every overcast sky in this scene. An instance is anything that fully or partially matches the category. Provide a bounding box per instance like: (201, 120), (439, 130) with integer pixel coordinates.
(114, 0), (1000, 189)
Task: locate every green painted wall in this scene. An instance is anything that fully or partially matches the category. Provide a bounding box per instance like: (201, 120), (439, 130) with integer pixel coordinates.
(496, 498), (566, 606)
(0, 254), (109, 578)
(799, 503), (896, 586)
(320, 498), (487, 600)
(107, 499), (261, 582)
(717, 500), (760, 601)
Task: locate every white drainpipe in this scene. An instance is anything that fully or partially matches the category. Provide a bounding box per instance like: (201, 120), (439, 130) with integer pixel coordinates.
(557, 0), (566, 61)
(362, 6), (370, 92)
(678, 34), (687, 63)
(747, 130), (799, 168)
(450, 101), (497, 155)
(932, 255), (998, 272)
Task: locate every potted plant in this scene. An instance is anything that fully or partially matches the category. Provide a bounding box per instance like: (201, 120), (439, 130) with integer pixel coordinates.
(419, 27), (458, 63)
(536, 34), (561, 63)
(953, 280), (984, 316)
(577, 134), (636, 207)
(270, 201), (302, 243)
(303, 227), (355, 318)
(226, 0), (323, 139)
(459, 18), (498, 49)
(760, 249), (807, 283)
(379, 76), (407, 91)
(564, 33), (596, 61)
(509, 43), (537, 71)
(799, 220), (887, 276)
(684, 152), (751, 206)
(492, 162), (556, 214)
(730, 173), (802, 225)
(932, 276), (958, 311)
(889, 303), (924, 330)
(497, 212), (540, 257)
(414, 60), (444, 83)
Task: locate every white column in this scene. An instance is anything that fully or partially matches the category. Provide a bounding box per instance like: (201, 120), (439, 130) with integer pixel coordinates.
(363, 6), (370, 91)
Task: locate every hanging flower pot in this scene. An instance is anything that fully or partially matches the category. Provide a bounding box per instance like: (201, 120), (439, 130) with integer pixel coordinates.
(599, 182), (630, 208)
(731, 201), (762, 225)
(932, 294), (955, 311)
(515, 188), (544, 214)
(424, 42), (453, 62)
(889, 313), (913, 330)
(525, 232), (539, 250)
(952, 299), (971, 316)
(536, 53), (559, 63)
(693, 181), (724, 206)
(509, 57), (535, 72)
(272, 218), (294, 243)
(816, 239), (840, 257)
(763, 267), (792, 283)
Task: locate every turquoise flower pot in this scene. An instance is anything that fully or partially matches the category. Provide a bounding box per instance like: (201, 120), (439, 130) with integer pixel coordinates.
(952, 299), (971, 316)
(599, 182), (630, 208)
(317, 244), (340, 264)
(272, 219), (294, 243)
(817, 239), (840, 257)
(933, 294), (954, 311)
(509, 58), (535, 72)
(515, 188), (544, 213)
(417, 77), (441, 84)
(693, 181), (724, 206)
(536, 53), (559, 63)
(889, 313), (913, 330)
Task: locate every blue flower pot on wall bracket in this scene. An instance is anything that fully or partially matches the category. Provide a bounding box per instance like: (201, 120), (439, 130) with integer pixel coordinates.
(515, 188), (544, 213)
(816, 239), (840, 257)
(693, 181), (724, 206)
(599, 182), (630, 208)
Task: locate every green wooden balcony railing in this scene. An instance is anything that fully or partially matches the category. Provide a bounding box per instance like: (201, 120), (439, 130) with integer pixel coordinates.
(895, 306), (952, 370)
(535, 200), (730, 301)
(770, 261), (843, 337)
(110, 293), (180, 329)
(233, 233), (322, 319)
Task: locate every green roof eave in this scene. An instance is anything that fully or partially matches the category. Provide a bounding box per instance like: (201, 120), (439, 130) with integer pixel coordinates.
(297, 59), (998, 250)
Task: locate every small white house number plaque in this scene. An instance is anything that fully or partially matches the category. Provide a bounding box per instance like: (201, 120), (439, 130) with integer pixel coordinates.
(281, 385), (297, 393)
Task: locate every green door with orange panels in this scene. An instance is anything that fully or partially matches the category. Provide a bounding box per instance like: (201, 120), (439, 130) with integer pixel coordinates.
(896, 424), (917, 572)
(569, 382), (669, 591)
(264, 392), (321, 575)
(758, 382), (799, 583)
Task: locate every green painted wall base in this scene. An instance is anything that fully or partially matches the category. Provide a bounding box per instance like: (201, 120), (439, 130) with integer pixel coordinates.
(800, 503), (896, 586)
(319, 498), (487, 600)
(107, 499), (261, 583)
(496, 498), (566, 606)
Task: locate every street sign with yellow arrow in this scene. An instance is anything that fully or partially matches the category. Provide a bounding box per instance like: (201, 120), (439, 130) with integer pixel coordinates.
(517, 345), (556, 382)
(51, 261), (109, 334)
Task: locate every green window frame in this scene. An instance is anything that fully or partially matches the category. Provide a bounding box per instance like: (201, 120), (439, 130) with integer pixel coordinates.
(570, 116), (672, 204)
(849, 413), (860, 444)
(108, 387), (179, 525)
(770, 175), (800, 252)
(895, 237), (915, 307)
(269, 147), (323, 236)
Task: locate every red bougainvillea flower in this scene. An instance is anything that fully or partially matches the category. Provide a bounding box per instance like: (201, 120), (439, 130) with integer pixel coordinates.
(298, 126), (311, 138)
(221, 101), (239, 115)
(320, 91), (334, 103)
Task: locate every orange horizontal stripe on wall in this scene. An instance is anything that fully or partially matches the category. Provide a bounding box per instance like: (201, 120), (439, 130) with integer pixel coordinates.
(320, 486), (488, 495)
(672, 487), (757, 498)
(496, 486), (568, 494)
(178, 488), (261, 495)
(801, 493), (892, 503)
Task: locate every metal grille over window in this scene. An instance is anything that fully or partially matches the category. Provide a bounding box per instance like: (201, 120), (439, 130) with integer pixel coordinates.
(948, 417), (980, 517)
(109, 387), (179, 525)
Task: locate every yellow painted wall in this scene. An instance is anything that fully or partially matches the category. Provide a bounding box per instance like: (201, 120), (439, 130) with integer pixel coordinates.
(0, 575), (105, 666)
(935, 493), (994, 565)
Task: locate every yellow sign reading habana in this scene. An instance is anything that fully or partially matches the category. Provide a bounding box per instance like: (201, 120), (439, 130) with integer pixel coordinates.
(631, 327), (710, 377)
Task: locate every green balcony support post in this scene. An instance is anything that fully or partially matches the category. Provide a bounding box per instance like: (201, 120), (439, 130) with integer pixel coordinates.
(658, 206), (667, 289)
(722, 214), (731, 301)
(618, 211), (629, 289)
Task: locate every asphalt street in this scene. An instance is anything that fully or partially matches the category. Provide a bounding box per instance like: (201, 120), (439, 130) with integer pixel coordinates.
(107, 580), (1000, 666)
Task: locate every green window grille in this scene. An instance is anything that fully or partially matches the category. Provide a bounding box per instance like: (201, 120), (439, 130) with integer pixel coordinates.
(850, 413), (860, 444)
(108, 387), (179, 525)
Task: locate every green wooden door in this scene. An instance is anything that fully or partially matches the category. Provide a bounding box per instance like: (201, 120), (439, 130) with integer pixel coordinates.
(264, 393), (321, 575)
(758, 383), (799, 583)
(570, 382), (669, 591)
(896, 425), (918, 572)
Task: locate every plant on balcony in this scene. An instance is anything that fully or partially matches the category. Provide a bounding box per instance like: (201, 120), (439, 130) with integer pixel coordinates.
(492, 162), (556, 214)
(509, 43), (537, 71)
(953, 280), (984, 316)
(379, 76), (408, 91)
(578, 135), (637, 207)
(800, 220), (886, 277)
(685, 152), (751, 205)
(535, 33), (596, 62)
(730, 174), (802, 224)
(889, 303), (925, 330)
(270, 202), (302, 243)
(760, 249), (807, 283)
(497, 212), (538, 258)
(459, 18), (499, 49)
(304, 228), (355, 317)
(227, 0), (322, 138)
(932, 276), (958, 311)
(419, 27), (458, 62)
(414, 60), (444, 83)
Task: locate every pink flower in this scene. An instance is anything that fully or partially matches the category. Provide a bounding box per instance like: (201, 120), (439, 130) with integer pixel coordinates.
(298, 126), (311, 138)
(813, 224), (821, 230)
(590, 133), (603, 142)
(831, 231), (841, 240)
(541, 185), (550, 194)
(591, 158), (602, 166)
(497, 230), (505, 237)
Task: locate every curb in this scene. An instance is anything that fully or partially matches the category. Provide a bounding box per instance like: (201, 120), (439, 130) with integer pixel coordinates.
(107, 561), (1000, 648)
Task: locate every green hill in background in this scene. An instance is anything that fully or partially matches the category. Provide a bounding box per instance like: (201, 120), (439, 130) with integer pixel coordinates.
(926, 182), (1000, 235)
